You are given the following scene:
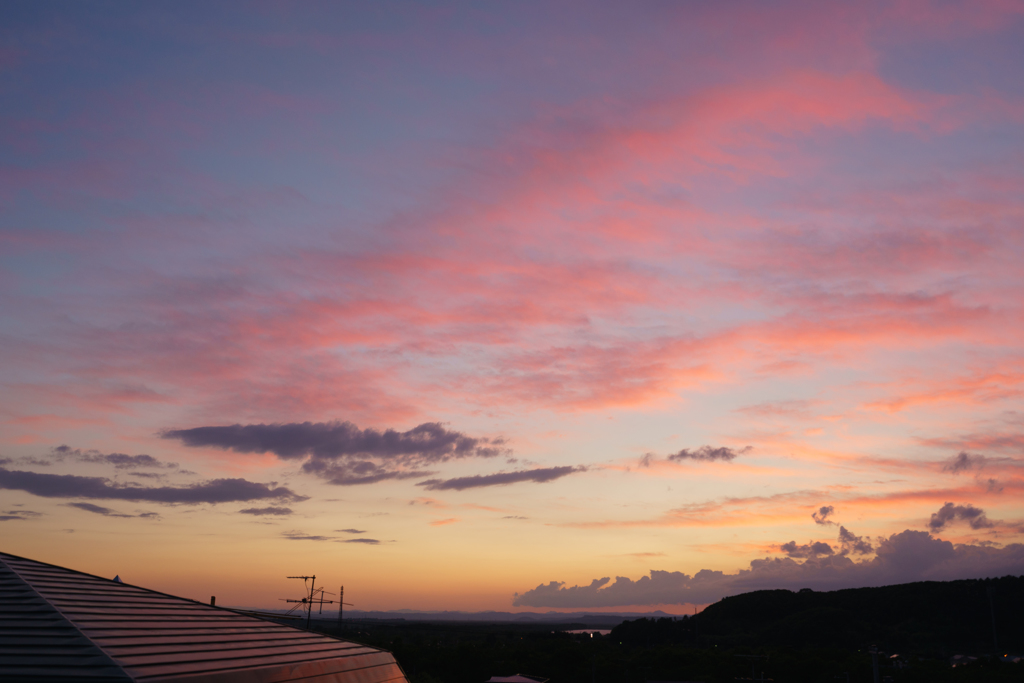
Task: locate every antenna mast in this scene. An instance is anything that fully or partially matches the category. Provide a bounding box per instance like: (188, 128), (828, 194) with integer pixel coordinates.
(282, 575), (337, 630)
(337, 585), (353, 626)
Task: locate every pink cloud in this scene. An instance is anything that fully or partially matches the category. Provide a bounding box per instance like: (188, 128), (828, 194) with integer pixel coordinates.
(3, 4), (1023, 447)
(864, 368), (1024, 413)
(564, 480), (1022, 532)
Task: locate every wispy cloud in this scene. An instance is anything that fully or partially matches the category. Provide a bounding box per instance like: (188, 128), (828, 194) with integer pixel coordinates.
(409, 497), (448, 508)
(417, 466), (585, 491)
(280, 529), (383, 544)
(0, 509), (42, 522)
(736, 400), (821, 420)
(53, 445), (180, 470)
(919, 430), (1024, 455)
(563, 484), (1022, 530)
(65, 502), (159, 519)
(282, 530), (333, 541)
(66, 502), (133, 518)
(943, 452), (987, 474)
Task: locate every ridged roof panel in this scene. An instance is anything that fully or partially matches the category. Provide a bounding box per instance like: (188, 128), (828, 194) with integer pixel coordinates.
(0, 559), (132, 682)
(0, 552), (407, 683)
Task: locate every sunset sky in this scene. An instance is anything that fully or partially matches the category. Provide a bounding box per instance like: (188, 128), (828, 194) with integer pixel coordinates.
(2, 1), (1023, 613)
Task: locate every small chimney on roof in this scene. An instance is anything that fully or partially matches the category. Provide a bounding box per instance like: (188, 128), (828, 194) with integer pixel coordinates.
(113, 575), (122, 583)
(210, 596), (216, 606)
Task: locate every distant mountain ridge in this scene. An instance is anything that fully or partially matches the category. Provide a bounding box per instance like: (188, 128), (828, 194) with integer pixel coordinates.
(251, 607), (682, 627)
(342, 609), (679, 624)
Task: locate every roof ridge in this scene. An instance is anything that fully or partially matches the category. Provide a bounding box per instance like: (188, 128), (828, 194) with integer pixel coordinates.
(0, 551), (236, 612)
(0, 551), (367, 638)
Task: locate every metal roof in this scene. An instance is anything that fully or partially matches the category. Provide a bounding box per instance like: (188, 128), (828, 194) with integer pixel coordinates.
(0, 552), (408, 683)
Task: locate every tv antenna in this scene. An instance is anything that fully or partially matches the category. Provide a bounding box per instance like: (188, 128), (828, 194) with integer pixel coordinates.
(281, 575), (336, 630)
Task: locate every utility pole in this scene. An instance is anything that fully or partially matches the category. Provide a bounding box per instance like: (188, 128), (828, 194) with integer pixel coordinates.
(337, 585), (353, 627)
(869, 645), (880, 683)
(987, 585), (998, 651)
(735, 654), (768, 680)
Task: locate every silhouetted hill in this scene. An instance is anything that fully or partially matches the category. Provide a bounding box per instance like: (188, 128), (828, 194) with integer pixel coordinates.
(309, 579), (1024, 683)
(614, 575), (1023, 655)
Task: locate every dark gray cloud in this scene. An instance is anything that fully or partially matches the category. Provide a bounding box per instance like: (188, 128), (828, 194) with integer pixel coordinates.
(54, 445), (179, 470)
(780, 541), (834, 559)
(282, 530), (332, 541)
(239, 507), (294, 516)
(928, 502), (994, 531)
(417, 466), (584, 491)
(837, 526), (874, 555)
(17, 457), (54, 467)
(0, 509), (41, 521)
(943, 451), (986, 474)
(812, 505), (836, 525)
(666, 446), (750, 462)
(336, 528), (365, 534)
(302, 460), (434, 486)
(163, 420), (508, 485)
(778, 526), (872, 558)
(513, 530), (1024, 607)
(0, 467), (307, 504)
(66, 502), (132, 517)
(281, 530), (381, 543)
(163, 421), (506, 460)
(65, 502), (159, 519)
(85, 453), (166, 469)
